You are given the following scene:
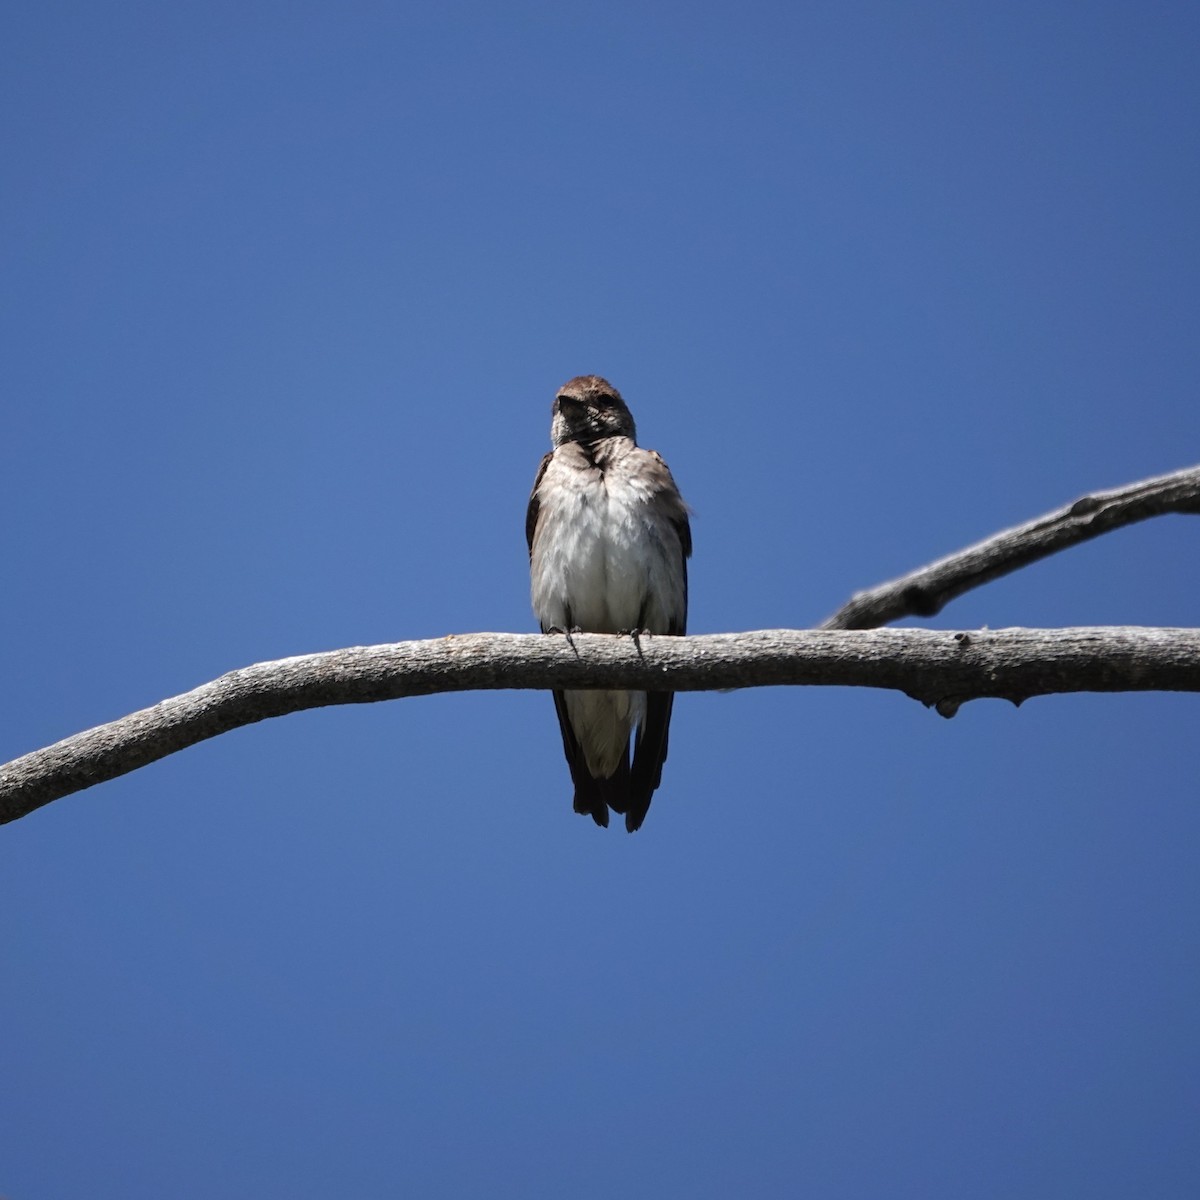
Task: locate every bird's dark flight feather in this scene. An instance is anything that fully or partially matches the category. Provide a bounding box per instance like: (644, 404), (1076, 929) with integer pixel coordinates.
(525, 452), (553, 559)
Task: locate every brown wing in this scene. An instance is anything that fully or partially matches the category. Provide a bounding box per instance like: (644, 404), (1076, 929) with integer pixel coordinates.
(648, 449), (691, 632)
(626, 452), (692, 832)
(525, 451), (554, 559)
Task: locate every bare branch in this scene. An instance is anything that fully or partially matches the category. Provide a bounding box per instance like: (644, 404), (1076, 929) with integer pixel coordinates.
(821, 465), (1200, 630)
(3, 626), (1198, 825)
(4, 467), (1197, 827)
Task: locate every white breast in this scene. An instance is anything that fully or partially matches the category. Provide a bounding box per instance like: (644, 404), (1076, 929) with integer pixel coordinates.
(530, 447), (682, 635)
(529, 440), (686, 780)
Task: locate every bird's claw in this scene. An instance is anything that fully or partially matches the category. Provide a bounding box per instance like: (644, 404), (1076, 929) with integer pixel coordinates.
(546, 624), (583, 653)
(618, 627), (651, 658)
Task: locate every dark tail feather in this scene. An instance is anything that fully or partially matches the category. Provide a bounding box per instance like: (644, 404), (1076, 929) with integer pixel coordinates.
(626, 693), (675, 833)
(553, 691), (637, 829)
(573, 786), (610, 827)
(572, 754), (632, 827)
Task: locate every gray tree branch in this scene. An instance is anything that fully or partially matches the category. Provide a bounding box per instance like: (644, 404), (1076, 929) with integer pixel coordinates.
(821, 464), (1200, 629)
(3, 626), (1199, 825)
(4, 464), (1199, 827)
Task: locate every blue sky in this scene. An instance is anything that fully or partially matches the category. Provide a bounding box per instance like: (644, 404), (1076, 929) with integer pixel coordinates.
(3, 2), (1199, 1196)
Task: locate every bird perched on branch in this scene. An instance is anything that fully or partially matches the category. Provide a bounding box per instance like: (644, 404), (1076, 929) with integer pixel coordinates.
(526, 375), (691, 831)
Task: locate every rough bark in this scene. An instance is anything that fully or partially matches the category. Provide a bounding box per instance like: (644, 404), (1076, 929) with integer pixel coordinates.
(3, 626), (1199, 825)
(4, 463), (1198, 827)
(822, 464), (1200, 630)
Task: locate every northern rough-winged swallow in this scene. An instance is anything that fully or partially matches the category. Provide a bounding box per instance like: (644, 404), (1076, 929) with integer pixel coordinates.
(526, 375), (691, 832)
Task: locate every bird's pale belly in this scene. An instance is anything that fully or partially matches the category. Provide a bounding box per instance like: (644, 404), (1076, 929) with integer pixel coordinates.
(564, 688), (646, 778)
(532, 482), (671, 635)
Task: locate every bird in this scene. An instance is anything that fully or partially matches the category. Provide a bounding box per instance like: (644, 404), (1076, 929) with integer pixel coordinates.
(526, 375), (691, 832)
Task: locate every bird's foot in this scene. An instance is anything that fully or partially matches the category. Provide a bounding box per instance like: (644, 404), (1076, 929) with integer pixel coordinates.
(545, 624), (583, 653)
(618, 627), (652, 659)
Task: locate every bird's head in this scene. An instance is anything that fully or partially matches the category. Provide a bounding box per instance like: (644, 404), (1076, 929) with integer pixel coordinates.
(550, 376), (636, 447)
